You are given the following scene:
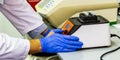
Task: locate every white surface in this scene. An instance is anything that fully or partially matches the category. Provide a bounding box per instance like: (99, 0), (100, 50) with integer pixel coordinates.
(118, 0), (120, 3)
(72, 23), (110, 48)
(0, 0), (3, 4)
(113, 23), (120, 29)
(58, 26), (120, 60)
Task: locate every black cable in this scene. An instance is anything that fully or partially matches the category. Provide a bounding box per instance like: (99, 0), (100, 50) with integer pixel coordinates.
(100, 47), (120, 60)
(111, 34), (120, 39)
(100, 34), (120, 60)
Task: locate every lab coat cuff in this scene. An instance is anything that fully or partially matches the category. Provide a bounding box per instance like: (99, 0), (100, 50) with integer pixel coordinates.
(28, 23), (47, 38)
(21, 40), (30, 60)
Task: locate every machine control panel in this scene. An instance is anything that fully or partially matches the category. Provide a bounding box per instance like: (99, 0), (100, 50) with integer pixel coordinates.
(37, 0), (62, 14)
(62, 12), (109, 35)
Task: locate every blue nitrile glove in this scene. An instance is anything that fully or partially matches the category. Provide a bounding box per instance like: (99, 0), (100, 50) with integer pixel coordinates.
(40, 33), (83, 53)
(43, 29), (64, 36)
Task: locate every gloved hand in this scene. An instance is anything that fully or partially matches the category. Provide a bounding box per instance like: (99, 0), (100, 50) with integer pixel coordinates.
(43, 29), (64, 37)
(40, 33), (83, 53)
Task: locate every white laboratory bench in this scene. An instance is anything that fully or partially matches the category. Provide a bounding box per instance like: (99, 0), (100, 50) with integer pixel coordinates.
(58, 26), (120, 60)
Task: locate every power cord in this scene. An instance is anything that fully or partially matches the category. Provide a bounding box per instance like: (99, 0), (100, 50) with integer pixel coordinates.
(100, 34), (120, 60)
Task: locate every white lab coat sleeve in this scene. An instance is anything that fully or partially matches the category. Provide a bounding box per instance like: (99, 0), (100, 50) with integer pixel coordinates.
(0, 0), (46, 35)
(0, 33), (30, 60)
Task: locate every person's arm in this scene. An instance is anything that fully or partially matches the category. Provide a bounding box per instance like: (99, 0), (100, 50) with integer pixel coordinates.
(0, 0), (47, 36)
(0, 0), (54, 38)
(0, 29), (83, 60)
(29, 39), (41, 54)
(0, 33), (43, 59)
(0, 33), (30, 60)
(30, 29), (83, 53)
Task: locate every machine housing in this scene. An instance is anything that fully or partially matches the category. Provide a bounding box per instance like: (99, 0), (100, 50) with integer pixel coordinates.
(61, 13), (110, 48)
